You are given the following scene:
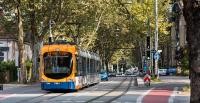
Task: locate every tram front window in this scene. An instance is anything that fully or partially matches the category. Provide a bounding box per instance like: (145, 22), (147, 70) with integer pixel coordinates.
(43, 52), (73, 79)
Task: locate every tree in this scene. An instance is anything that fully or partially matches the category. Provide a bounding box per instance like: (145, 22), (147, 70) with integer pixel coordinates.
(183, 0), (200, 103)
(15, 0), (26, 83)
(1, 0), (172, 82)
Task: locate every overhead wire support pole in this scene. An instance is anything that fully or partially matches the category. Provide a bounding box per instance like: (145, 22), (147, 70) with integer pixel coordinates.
(49, 19), (55, 43)
(154, 0), (159, 79)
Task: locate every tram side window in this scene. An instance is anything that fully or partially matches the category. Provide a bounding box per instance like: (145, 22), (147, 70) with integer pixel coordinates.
(92, 59), (95, 73)
(90, 59), (93, 73)
(82, 57), (87, 75)
(87, 58), (90, 74)
(95, 61), (98, 73)
(76, 57), (82, 76)
(93, 59), (95, 73)
(97, 61), (100, 73)
(93, 60), (96, 73)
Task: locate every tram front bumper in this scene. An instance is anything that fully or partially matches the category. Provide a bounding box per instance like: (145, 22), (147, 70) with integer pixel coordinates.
(41, 82), (75, 90)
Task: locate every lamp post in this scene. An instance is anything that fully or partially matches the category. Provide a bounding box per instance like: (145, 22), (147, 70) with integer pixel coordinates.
(0, 7), (3, 16)
(49, 20), (55, 43)
(154, 0), (159, 79)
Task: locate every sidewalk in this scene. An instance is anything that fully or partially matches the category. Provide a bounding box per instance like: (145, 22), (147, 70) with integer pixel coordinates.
(173, 88), (190, 103)
(1, 82), (40, 91)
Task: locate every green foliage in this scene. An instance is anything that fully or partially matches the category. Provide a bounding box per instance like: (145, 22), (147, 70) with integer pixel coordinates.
(0, 61), (16, 72)
(25, 59), (32, 70)
(180, 48), (189, 75)
(1, 0), (172, 71)
(130, 0), (171, 43)
(151, 75), (161, 82)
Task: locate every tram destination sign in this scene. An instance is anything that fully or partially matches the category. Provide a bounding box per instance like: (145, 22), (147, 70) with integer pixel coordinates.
(0, 47), (9, 51)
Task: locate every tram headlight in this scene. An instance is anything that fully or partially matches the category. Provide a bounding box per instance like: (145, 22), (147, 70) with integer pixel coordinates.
(54, 82), (60, 84)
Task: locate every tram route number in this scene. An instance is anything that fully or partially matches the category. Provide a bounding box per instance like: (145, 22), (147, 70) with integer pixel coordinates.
(0, 84), (3, 90)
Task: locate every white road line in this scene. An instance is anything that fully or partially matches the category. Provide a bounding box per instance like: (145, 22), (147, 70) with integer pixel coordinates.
(0, 94), (16, 100)
(136, 88), (154, 103)
(168, 87), (178, 103)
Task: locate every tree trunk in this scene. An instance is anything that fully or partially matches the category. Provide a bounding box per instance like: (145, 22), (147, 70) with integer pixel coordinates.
(105, 60), (109, 74)
(16, 0), (26, 84)
(29, 0), (39, 82)
(183, 1), (200, 103)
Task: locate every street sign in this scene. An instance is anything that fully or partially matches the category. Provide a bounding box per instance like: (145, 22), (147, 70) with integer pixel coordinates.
(154, 52), (160, 61)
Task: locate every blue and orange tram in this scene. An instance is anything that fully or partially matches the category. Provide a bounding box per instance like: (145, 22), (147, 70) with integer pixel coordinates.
(39, 41), (101, 91)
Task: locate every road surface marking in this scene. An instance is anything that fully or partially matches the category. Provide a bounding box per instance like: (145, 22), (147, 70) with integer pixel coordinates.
(0, 94), (16, 100)
(143, 87), (173, 103)
(136, 88), (154, 103)
(168, 87), (178, 103)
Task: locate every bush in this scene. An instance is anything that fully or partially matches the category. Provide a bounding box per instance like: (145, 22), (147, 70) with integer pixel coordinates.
(25, 59), (32, 70)
(0, 61), (16, 71)
(0, 61), (8, 72)
(0, 61), (17, 82)
(180, 48), (189, 75)
(25, 59), (33, 82)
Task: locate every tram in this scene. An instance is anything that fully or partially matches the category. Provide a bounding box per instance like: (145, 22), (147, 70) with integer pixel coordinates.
(39, 41), (101, 91)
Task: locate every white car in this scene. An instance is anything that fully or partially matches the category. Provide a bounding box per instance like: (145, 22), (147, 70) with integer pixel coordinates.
(159, 69), (167, 76)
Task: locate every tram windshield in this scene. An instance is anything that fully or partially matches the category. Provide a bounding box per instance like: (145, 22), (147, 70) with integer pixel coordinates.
(43, 52), (73, 79)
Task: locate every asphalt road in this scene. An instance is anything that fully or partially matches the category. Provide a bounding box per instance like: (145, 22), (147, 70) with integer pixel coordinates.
(0, 76), (190, 103)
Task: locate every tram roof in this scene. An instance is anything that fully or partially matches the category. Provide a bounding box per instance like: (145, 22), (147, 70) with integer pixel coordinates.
(41, 44), (76, 55)
(41, 46), (100, 60)
(41, 41), (100, 60)
(78, 50), (100, 61)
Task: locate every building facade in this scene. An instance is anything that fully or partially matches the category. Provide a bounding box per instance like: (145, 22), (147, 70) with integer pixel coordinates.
(0, 34), (32, 66)
(159, 0), (187, 69)
(169, 0), (187, 69)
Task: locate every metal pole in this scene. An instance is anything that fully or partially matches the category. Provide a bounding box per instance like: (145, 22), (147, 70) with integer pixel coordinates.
(49, 20), (53, 42)
(155, 0), (159, 79)
(117, 60), (119, 73)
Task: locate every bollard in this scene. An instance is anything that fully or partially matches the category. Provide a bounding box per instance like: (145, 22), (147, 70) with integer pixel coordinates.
(17, 68), (21, 83)
(134, 76), (138, 86)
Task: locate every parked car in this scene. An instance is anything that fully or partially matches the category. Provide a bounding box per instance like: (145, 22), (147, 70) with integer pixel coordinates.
(125, 70), (132, 75)
(139, 70), (145, 77)
(116, 72), (123, 76)
(159, 69), (167, 76)
(108, 72), (116, 77)
(100, 71), (108, 81)
(167, 67), (177, 75)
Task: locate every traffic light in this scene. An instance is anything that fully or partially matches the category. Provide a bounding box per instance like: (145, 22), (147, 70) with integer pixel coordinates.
(146, 36), (150, 59)
(146, 50), (150, 59)
(147, 36), (150, 49)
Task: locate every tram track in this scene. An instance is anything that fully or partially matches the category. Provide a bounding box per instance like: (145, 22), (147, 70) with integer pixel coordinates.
(15, 89), (70, 103)
(52, 77), (122, 103)
(84, 77), (128, 103)
(33, 93), (66, 103)
(14, 78), (117, 103)
(29, 80), (113, 103)
(105, 77), (133, 103)
(1, 77), (124, 103)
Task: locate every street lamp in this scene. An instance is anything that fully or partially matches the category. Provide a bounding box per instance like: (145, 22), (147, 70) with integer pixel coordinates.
(154, 0), (159, 79)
